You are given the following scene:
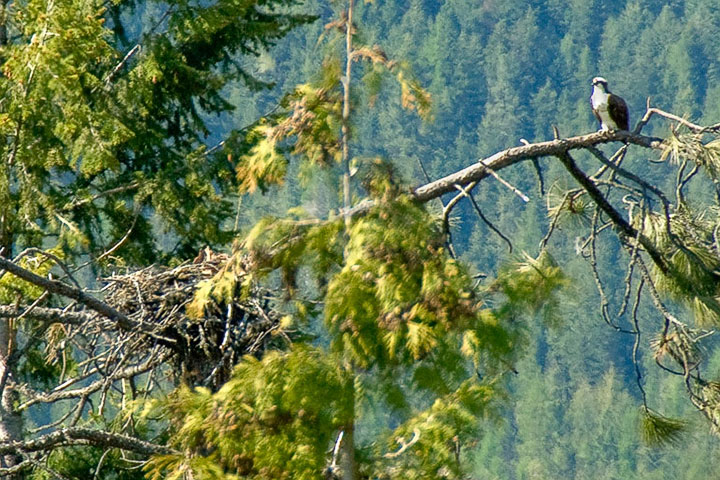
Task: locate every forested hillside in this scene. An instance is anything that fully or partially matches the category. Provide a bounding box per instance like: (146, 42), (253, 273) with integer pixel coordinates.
(223, 0), (720, 477)
(1, 0), (720, 478)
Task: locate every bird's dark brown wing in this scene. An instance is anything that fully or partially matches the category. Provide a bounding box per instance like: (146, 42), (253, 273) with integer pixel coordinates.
(608, 94), (629, 131)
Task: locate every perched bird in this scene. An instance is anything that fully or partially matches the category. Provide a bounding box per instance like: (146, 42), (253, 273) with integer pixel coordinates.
(590, 77), (629, 131)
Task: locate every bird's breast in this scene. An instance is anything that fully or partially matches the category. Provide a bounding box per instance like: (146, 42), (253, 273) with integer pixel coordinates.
(591, 89), (609, 110)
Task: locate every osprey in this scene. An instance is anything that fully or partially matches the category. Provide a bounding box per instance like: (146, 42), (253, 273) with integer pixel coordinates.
(590, 77), (629, 131)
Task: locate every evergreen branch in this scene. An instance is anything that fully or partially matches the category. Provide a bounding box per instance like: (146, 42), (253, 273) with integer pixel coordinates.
(0, 428), (177, 456)
(641, 409), (687, 446)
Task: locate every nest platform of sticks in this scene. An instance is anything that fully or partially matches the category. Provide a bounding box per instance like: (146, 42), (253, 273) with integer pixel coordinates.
(96, 248), (284, 389)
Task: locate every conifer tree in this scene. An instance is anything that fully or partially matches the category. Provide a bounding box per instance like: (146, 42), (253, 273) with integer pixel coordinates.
(144, 2), (564, 479)
(0, 0), (312, 476)
(4, 1), (720, 479)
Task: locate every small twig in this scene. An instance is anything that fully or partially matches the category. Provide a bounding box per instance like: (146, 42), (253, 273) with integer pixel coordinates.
(101, 7), (173, 89)
(640, 107), (720, 134)
(384, 429), (420, 458)
(632, 254), (684, 328)
(677, 162), (700, 204)
(441, 181), (479, 259)
(531, 159), (545, 195)
(540, 190), (577, 250)
(616, 202), (644, 319)
(93, 214), (138, 265)
(103, 44), (141, 87)
(632, 277), (648, 409)
(453, 184), (512, 253)
(477, 160), (529, 203)
(22, 247), (82, 290)
(63, 182), (141, 211)
(555, 151), (670, 275)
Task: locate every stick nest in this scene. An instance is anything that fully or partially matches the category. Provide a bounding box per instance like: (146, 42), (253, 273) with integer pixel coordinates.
(98, 248), (284, 389)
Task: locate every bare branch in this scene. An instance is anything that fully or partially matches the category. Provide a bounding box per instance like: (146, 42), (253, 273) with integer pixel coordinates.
(641, 108), (720, 134)
(17, 350), (169, 410)
(384, 429), (420, 458)
(0, 428), (177, 456)
(0, 256), (165, 339)
(412, 130), (663, 204)
(0, 305), (93, 324)
(554, 151), (670, 274)
(453, 184), (513, 253)
(477, 160), (529, 202)
(63, 182), (142, 212)
(632, 278), (647, 409)
(344, 131), (664, 220)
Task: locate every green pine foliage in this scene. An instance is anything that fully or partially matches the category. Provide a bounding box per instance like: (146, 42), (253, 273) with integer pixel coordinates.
(10, 0), (720, 477)
(640, 408), (688, 447)
(146, 346), (353, 480)
(0, 0), (314, 262)
(159, 3), (572, 478)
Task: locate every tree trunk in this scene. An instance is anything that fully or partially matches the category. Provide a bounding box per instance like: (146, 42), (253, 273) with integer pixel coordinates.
(0, 316), (22, 477)
(341, 0), (354, 228)
(340, 368), (357, 480)
(340, 421), (357, 480)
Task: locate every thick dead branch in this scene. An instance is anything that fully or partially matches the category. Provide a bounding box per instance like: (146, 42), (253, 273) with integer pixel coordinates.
(0, 305), (93, 324)
(345, 130), (663, 219)
(412, 130), (663, 203)
(0, 256), (144, 333)
(554, 151), (670, 274)
(0, 428), (176, 456)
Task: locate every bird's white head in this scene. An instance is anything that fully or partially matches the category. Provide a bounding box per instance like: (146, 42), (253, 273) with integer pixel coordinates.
(592, 76), (609, 91)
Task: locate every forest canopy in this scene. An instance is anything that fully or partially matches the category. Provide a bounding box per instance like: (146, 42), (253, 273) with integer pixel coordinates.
(1, 0), (720, 479)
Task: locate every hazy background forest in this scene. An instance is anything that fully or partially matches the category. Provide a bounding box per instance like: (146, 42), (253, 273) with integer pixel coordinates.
(4, 0), (720, 477)
(203, 0), (720, 477)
